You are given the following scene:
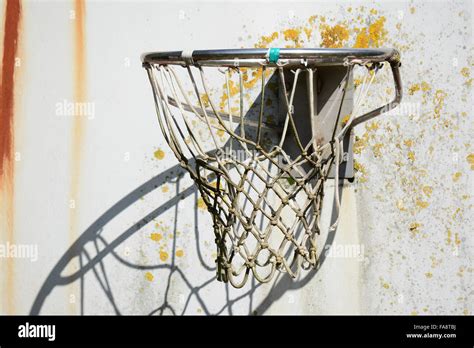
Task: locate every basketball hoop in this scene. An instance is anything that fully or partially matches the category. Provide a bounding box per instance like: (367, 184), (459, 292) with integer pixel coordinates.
(142, 48), (402, 287)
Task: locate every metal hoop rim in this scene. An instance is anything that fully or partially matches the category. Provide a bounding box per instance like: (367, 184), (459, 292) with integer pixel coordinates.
(141, 48), (400, 68)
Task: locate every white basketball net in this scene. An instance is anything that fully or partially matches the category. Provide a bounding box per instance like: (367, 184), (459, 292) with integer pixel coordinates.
(144, 59), (380, 288)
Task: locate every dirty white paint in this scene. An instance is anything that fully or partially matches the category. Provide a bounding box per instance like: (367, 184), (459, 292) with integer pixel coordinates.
(0, 0), (472, 315)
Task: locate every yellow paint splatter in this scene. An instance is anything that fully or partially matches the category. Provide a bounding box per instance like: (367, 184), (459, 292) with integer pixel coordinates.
(403, 139), (413, 147)
(354, 135), (368, 154)
(365, 121), (379, 132)
(154, 149), (165, 160)
(354, 78), (363, 88)
(176, 249), (184, 257)
(422, 186), (433, 198)
(320, 23), (349, 48)
(239, 67), (271, 90)
(452, 172), (462, 182)
(411, 311), (418, 315)
(452, 207), (461, 220)
(162, 185), (169, 193)
(308, 15), (318, 25)
(197, 197), (206, 210)
(209, 180), (223, 193)
(159, 250), (169, 262)
(145, 272), (154, 282)
(408, 151), (415, 162)
(408, 83), (420, 95)
(455, 233), (461, 246)
(341, 115), (351, 126)
(372, 143), (384, 157)
(219, 79), (241, 111)
(416, 200), (429, 209)
(254, 31), (279, 48)
(425, 272), (433, 279)
(466, 154), (474, 170)
(396, 200), (406, 211)
(353, 160), (367, 182)
(354, 30), (369, 48)
(421, 81), (431, 92)
(410, 7), (416, 14)
(150, 233), (162, 242)
(200, 93), (210, 107)
(354, 17), (387, 48)
(446, 229), (452, 245)
(282, 28), (302, 47)
(460, 67), (470, 78)
(382, 282), (390, 289)
(433, 90), (447, 118)
(408, 81), (431, 96)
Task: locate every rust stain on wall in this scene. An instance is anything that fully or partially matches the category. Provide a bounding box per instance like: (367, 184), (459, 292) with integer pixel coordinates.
(68, 0), (87, 314)
(0, 0), (21, 314)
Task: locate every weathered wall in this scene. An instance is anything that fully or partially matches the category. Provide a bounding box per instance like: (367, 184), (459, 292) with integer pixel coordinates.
(0, 0), (472, 315)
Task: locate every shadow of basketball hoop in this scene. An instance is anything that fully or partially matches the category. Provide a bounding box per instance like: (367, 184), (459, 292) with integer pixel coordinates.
(30, 74), (345, 315)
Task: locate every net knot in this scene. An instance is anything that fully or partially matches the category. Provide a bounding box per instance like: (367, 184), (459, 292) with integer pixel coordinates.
(275, 256), (283, 265)
(245, 257), (255, 268)
(297, 246), (308, 256)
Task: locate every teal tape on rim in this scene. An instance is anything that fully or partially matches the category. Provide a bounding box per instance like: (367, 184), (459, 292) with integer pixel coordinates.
(268, 48), (280, 63)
